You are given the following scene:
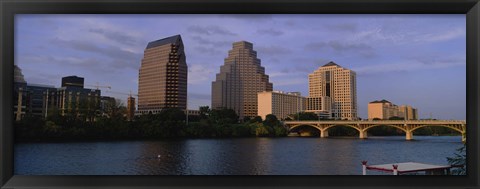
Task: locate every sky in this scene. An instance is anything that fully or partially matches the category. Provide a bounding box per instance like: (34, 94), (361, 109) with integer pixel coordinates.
(15, 14), (466, 120)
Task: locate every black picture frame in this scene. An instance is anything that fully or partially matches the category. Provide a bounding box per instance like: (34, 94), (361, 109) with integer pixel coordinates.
(1, 0), (479, 188)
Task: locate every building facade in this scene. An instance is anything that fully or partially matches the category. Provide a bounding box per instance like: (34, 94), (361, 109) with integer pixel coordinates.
(368, 99), (401, 120)
(62, 76), (84, 88)
(212, 41), (273, 119)
(308, 62), (357, 120)
(137, 35), (188, 114)
(368, 99), (418, 120)
(305, 96), (332, 119)
(399, 105), (418, 120)
(257, 91), (306, 120)
(127, 96), (136, 121)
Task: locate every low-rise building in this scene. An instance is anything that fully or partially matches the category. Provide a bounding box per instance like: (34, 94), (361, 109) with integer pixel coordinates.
(257, 91), (306, 120)
(368, 99), (418, 120)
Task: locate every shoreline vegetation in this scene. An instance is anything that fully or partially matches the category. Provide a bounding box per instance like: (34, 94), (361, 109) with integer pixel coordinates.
(14, 103), (460, 142)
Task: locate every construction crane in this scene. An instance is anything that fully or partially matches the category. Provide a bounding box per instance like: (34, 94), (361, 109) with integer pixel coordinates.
(104, 90), (138, 98)
(64, 82), (111, 90)
(104, 90), (138, 121)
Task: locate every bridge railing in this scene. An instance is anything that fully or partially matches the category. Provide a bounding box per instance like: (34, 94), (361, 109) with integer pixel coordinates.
(283, 120), (466, 124)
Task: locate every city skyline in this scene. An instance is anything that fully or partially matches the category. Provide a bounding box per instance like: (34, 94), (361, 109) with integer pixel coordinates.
(15, 14), (466, 119)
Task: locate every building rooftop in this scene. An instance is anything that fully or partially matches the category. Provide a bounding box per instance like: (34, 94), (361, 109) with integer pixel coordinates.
(370, 99), (391, 104)
(321, 61), (341, 67)
(146, 35), (181, 49)
(27, 83), (56, 88)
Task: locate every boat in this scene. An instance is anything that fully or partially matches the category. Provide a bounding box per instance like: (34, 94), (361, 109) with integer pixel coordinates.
(361, 161), (459, 175)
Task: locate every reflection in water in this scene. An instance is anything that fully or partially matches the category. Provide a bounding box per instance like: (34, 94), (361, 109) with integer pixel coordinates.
(15, 136), (463, 175)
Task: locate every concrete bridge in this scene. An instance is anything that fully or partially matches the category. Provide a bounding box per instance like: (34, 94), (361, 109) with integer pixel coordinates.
(283, 120), (466, 142)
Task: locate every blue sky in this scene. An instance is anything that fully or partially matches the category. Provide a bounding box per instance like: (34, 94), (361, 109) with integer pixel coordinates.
(15, 14), (466, 120)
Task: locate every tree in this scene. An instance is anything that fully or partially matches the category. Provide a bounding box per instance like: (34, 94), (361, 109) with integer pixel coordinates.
(264, 114), (280, 127)
(389, 116), (404, 120)
(103, 99), (126, 120)
(249, 116), (263, 123)
(199, 106), (210, 119)
(209, 108), (238, 125)
(447, 145), (466, 175)
(291, 112), (318, 121)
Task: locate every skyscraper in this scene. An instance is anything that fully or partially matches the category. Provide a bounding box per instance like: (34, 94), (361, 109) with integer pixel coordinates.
(308, 62), (357, 120)
(212, 41), (273, 119)
(137, 35), (188, 114)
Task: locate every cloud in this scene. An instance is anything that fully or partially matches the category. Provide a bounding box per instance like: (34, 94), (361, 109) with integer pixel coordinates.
(50, 38), (141, 70)
(22, 70), (61, 87)
(190, 36), (232, 47)
(256, 28), (284, 36)
(194, 46), (222, 55)
(255, 45), (292, 56)
(350, 26), (465, 45)
(189, 92), (211, 100)
(89, 28), (141, 46)
(415, 28), (465, 43)
(305, 41), (376, 58)
(284, 20), (296, 26)
(353, 57), (465, 76)
(188, 64), (215, 84)
(326, 23), (358, 32)
(272, 78), (306, 87)
(219, 14), (273, 21)
(187, 25), (237, 36)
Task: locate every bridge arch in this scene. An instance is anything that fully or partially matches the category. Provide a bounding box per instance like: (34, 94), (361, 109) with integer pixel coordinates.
(289, 124), (322, 132)
(322, 124), (362, 133)
(363, 124), (408, 133)
(410, 124), (464, 134)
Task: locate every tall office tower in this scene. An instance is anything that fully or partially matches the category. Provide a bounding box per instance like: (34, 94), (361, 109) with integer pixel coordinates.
(212, 41), (273, 119)
(308, 61), (357, 120)
(137, 35), (188, 114)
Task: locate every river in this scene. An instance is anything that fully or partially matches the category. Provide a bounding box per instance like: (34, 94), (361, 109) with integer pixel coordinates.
(14, 136), (463, 175)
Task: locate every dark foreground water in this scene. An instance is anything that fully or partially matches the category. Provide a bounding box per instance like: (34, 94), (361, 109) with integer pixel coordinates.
(15, 136), (463, 175)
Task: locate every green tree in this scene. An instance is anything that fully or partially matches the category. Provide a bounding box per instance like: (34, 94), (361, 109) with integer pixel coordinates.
(389, 116), (404, 120)
(199, 106), (210, 119)
(263, 114), (280, 127)
(291, 112), (318, 121)
(447, 145), (466, 175)
(255, 125), (270, 137)
(249, 116), (263, 123)
(209, 108), (238, 125)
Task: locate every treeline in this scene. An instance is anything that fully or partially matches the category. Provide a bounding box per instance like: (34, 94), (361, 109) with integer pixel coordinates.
(14, 104), (287, 141)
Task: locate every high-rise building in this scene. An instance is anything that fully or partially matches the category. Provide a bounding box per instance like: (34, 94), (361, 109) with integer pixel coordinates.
(137, 35), (188, 114)
(257, 91), (306, 120)
(308, 61), (357, 120)
(212, 41), (273, 119)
